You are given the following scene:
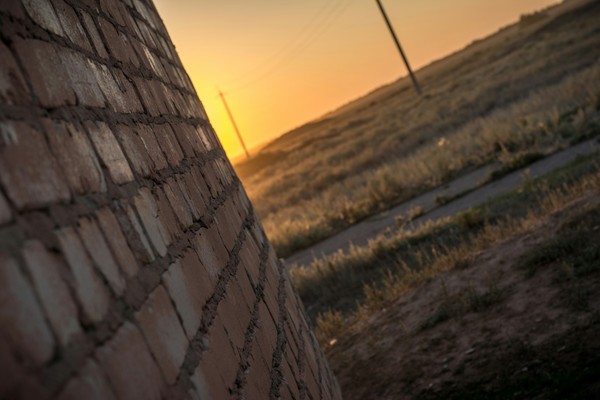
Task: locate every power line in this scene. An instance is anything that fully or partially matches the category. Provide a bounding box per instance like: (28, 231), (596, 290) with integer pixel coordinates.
(222, 0), (355, 95)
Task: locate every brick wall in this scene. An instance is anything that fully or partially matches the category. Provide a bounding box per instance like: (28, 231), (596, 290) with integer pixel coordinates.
(0, 1), (341, 399)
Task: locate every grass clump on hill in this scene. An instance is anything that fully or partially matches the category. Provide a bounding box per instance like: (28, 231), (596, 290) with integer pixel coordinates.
(238, 1), (600, 258)
(286, 152), (600, 341)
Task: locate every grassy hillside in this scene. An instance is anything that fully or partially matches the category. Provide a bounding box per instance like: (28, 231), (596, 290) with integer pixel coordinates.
(235, 0), (600, 258)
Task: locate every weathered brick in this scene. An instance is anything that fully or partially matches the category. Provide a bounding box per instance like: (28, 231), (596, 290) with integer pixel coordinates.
(218, 281), (252, 355)
(114, 124), (153, 177)
(13, 38), (77, 107)
(0, 333), (27, 397)
(43, 120), (107, 194)
(57, 359), (116, 400)
(134, 187), (169, 256)
(137, 124), (168, 171)
(155, 124), (184, 167)
(89, 62), (134, 113)
(175, 173), (203, 221)
(154, 187), (180, 243)
(162, 249), (213, 339)
(191, 316), (237, 399)
(192, 225), (228, 284)
(97, 322), (164, 400)
(0, 255), (54, 366)
(22, 0), (64, 36)
(54, 0), (93, 51)
(61, 49), (107, 107)
(0, 121), (71, 210)
(78, 216), (126, 295)
(214, 198), (242, 252)
(22, 240), (82, 347)
(0, 191), (12, 225)
(0, 41), (31, 105)
(133, 77), (161, 116)
(85, 121), (134, 185)
(136, 285), (188, 384)
(96, 207), (139, 278)
(125, 204), (156, 262)
(163, 178), (193, 229)
(239, 233), (261, 286)
(112, 69), (144, 112)
(254, 300), (278, 356)
(56, 227), (110, 323)
(81, 11), (109, 59)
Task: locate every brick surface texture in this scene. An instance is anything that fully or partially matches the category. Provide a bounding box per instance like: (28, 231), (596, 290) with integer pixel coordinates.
(0, 1), (342, 399)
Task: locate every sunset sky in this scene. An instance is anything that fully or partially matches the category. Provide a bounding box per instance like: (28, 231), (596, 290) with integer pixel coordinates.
(154, 0), (558, 160)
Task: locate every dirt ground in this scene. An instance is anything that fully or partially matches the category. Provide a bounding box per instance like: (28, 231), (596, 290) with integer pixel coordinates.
(325, 194), (600, 400)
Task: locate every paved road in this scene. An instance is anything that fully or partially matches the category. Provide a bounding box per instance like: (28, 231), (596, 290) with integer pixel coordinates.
(285, 138), (600, 267)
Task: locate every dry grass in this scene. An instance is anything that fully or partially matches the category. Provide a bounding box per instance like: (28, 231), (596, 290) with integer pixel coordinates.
(236, 0), (600, 257)
(286, 152), (600, 338)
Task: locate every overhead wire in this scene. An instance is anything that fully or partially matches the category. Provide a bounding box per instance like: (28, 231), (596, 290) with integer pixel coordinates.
(221, 0), (356, 95)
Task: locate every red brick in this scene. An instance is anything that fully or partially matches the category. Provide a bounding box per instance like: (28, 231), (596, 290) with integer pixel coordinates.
(136, 285), (188, 384)
(162, 249), (213, 339)
(13, 38), (77, 107)
(191, 316), (238, 399)
(56, 227), (110, 323)
(0, 41), (31, 105)
(0, 254), (54, 367)
(0, 121), (71, 210)
(22, 0), (64, 36)
(114, 124), (153, 177)
(85, 121), (134, 185)
(81, 11), (109, 59)
(163, 178), (193, 229)
(57, 359), (116, 400)
(133, 187), (169, 257)
(43, 120), (107, 195)
(54, 0), (93, 52)
(0, 191), (12, 225)
(192, 225), (228, 284)
(97, 322), (164, 400)
(78, 216), (126, 295)
(22, 240), (82, 347)
(155, 124), (184, 167)
(137, 124), (168, 171)
(96, 207), (140, 278)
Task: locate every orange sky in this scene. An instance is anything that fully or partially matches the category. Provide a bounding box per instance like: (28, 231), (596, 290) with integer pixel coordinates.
(154, 0), (558, 160)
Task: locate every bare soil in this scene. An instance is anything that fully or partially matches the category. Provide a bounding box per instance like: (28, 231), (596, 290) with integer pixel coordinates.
(326, 195), (600, 399)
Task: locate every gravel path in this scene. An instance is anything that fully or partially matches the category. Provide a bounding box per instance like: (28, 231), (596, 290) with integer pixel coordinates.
(285, 138), (600, 267)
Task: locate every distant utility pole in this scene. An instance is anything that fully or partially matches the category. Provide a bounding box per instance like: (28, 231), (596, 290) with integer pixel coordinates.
(375, 0), (422, 95)
(218, 89), (250, 159)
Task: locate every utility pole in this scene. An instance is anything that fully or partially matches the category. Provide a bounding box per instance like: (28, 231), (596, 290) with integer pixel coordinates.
(375, 0), (422, 95)
(218, 89), (250, 159)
